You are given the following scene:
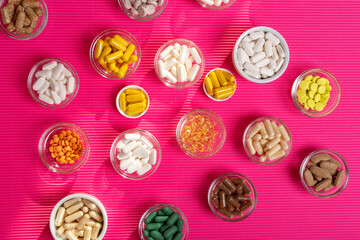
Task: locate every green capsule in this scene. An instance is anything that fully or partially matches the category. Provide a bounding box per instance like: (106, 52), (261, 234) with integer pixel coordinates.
(145, 211), (157, 224)
(154, 216), (169, 223)
(146, 223), (163, 230)
(176, 219), (184, 232)
(172, 232), (183, 240)
(166, 235), (173, 240)
(144, 230), (149, 237)
(157, 210), (165, 216)
(160, 224), (170, 233)
(162, 207), (173, 216)
(166, 212), (179, 226)
(163, 225), (177, 239)
(150, 230), (164, 240)
(147, 237), (155, 240)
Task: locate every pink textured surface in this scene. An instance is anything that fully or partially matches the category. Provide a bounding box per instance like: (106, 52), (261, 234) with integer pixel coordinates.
(1, 0), (360, 239)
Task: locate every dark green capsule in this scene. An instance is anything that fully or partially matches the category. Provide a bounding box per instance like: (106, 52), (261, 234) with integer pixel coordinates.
(154, 216), (169, 223)
(160, 223), (170, 233)
(166, 235), (173, 240)
(172, 232), (183, 240)
(157, 210), (165, 216)
(166, 212), (180, 226)
(162, 207), (173, 216)
(146, 223), (163, 230)
(150, 230), (164, 240)
(145, 211), (157, 224)
(144, 230), (149, 237)
(147, 237), (155, 240)
(163, 225), (177, 239)
(176, 219), (184, 232)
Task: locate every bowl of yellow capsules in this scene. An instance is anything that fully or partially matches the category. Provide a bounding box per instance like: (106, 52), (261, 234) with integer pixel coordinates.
(90, 29), (141, 80)
(203, 68), (237, 101)
(116, 85), (150, 119)
(291, 68), (340, 118)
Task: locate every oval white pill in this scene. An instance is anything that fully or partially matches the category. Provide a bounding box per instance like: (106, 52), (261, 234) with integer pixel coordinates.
(249, 31), (265, 40)
(39, 93), (54, 104)
(117, 151), (133, 160)
(274, 58), (285, 72)
(42, 61), (57, 71)
(50, 90), (61, 104)
(241, 40), (254, 57)
(149, 149), (157, 165)
(37, 80), (49, 94)
(133, 145), (147, 158)
(264, 40), (273, 57)
(127, 159), (142, 174)
(276, 44), (286, 58)
(125, 133), (140, 140)
(122, 141), (140, 153)
(202, 0), (214, 5)
(35, 70), (51, 79)
(244, 70), (260, 79)
(244, 62), (259, 73)
(237, 48), (249, 65)
(116, 139), (130, 151)
(260, 67), (275, 76)
(52, 63), (64, 80)
(251, 52), (266, 64)
(255, 58), (270, 68)
(140, 136), (153, 149)
(67, 77), (75, 94)
(137, 163), (152, 176)
(120, 157), (135, 171)
(59, 84), (67, 101)
(265, 32), (280, 45)
(32, 77), (46, 91)
(253, 38), (265, 53)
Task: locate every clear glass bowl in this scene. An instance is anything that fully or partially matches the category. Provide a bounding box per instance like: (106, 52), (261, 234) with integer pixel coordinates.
(110, 129), (161, 180)
(0, 0), (48, 40)
(299, 149), (349, 198)
(38, 123), (90, 173)
(138, 204), (189, 240)
(49, 193), (108, 240)
(232, 26), (290, 84)
(196, 0), (236, 10)
(115, 85), (150, 119)
(291, 68), (341, 118)
(154, 39), (205, 89)
(118, 0), (168, 21)
(176, 109), (226, 158)
(27, 58), (79, 108)
(243, 116), (292, 166)
(208, 172), (257, 222)
(202, 68), (237, 101)
(89, 29), (141, 80)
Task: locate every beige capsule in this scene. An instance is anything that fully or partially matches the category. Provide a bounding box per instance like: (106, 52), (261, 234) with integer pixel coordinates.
(259, 154), (267, 162)
(73, 229), (84, 237)
(266, 144), (281, 158)
(280, 139), (288, 150)
(84, 226), (92, 240)
(86, 220), (96, 227)
(89, 210), (103, 222)
(56, 225), (65, 237)
(60, 233), (67, 240)
(248, 122), (262, 138)
(278, 125), (290, 142)
(77, 214), (90, 230)
(63, 198), (82, 208)
(246, 137), (256, 155)
(81, 206), (89, 213)
(65, 211), (84, 223)
(269, 150), (285, 161)
(66, 201), (84, 215)
(260, 139), (268, 147)
(253, 140), (263, 155)
(65, 230), (79, 240)
(271, 121), (281, 138)
(264, 120), (275, 138)
(266, 137), (280, 150)
(91, 223), (102, 240)
(259, 122), (269, 139)
(253, 134), (262, 141)
(64, 222), (78, 230)
(55, 207), (66, 227)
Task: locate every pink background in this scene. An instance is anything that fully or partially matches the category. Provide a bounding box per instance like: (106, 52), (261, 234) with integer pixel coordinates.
(1, 0), (360, 239)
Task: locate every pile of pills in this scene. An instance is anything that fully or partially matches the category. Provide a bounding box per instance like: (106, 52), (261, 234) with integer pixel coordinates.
(200, 0), (230, 7)
(49, 130), (83, 165)
(54, 198), (104, 240)
(143, 206), (184, 240)
(122, 0), (164, 17)
(1, 0), (43, 34)
(304, 153), (345, 192)
(237, 31), (286, 79)
(204, 69), (237, 100)
(296, 75), (332, 111)
(180, 114), (219, 154)
(116, 132), (157, 176)
(119, 88), (148, 117)
(157, 42), (202, 84)
(246, 119), (291, 162)
(32, 60), (76, 105)
(95, 34), (138, 78)
(210, 176), (254, 219)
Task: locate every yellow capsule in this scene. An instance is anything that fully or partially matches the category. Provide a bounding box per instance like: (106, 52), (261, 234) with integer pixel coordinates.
(105, 51), (123, 63)
(125, 55), (138, 65)
(95, 39), (104, 59)
(118, 63), (129, 78)
(127, 99), (147, 111)
(104, 37), (111, 47)
(125, 88), (142, 95)
(126, 107), (146, 116)
(109, 61), (117, 71)
(118, 58), (124, 64)
(304, 75), (313, 82)
(229, 75), (236, 83)
(221, 70), (232, 80)
(109, 38), (127, 52)
(99, 46), (112, 60)
(209, 72), (220, 88)
(229, 82), (237, 90)
(98, 57), (106, 67)
(204, 77), (214, 96)
(214, 89), (233, 99)
(114, 35), (130, 47)
(215, 70), (228, 86)
(126, 93), (145, 103)
(113, 67), (120, 75)
(121, 44), (136, 62)
(120, 92), (127, 112)
(214, 85), (233, 95)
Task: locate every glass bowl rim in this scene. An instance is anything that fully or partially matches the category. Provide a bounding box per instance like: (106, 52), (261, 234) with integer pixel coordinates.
(115, 85), (150, 119)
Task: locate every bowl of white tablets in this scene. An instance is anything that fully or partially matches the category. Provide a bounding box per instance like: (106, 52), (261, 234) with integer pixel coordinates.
(233, 26), (290, 83)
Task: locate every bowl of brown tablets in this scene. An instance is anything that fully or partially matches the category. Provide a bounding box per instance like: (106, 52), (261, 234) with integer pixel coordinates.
(300, 149), (349, 198)
(208, 172), (257, 222)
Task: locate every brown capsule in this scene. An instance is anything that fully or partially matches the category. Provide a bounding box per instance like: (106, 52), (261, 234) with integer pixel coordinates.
(1, 4), (15, 25)
(24, 16), (31, 27)
(9, 0), (22, 5)
(15, 11), (25, 31)
(233, 210), (242, 217)
(319, 161), (338, 171)
(34, 7), (43, 16)
(230, 178), (244, 185)
(211, 197), (219, 209)
(311, 153), (330, 164)
(235, 185), (243, 195)
(334, 169), (345, 188)
(235, 195), (250, 201)
(213, 187), (220, 195)
(226, 196), (240, 208)
(226, 203), (234, 212)
(22, 0), (40, 8)
(310, 166), (332, 179)
(219, 191), (226, 209)
(304, 169), (316, 187)
(218, 182), (232, 195)
(240, 200), (253, 212)
(241, 183), (251, 195)
(222, 177), (237, 193)
(218, 208), (233, 218)
(314, 178), (332, 192)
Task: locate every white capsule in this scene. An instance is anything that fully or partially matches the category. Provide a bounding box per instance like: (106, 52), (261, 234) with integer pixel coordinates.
(123, 141), (141, 153)
(67, 77), (75, 94)
(188, 64), (200, 82)
(65, 230), (78, 240)
(39, 93), (54, 104)
(42, 61), (57, 71)
(251, 52), (266, 64)
(50, 90), (61, 104)
(177, 64), (187, 82)
(274, 58), (284, 72)
(50, 78), (59, 92)
(255, 58), (270, 68)
(166, 71), (177, 83)
(269, 59), (277, 70)
(249, 31), (265, 40)
(84, 226), (92, 240)
(173, 43), (181, 51)
(55, 207), (66, 227)
(260, 67), (274, 77)
(59, 83), (67, 101)
(185, 59), (192, 73)
(244, 62), (259, 73)
(272, 46), (279, 61)
(52, 63), (64, 80)
(32, 77), (46, 91)
(170, 48), (180, 58)
(246, 137), (256, 155)
(171, 65), (177, 78)
(149, 149), (157, 165)
(133, 145), (147, 158)
(241, 40), (254, 56)
(160, 45), (174, 60)
(237, 48), (249, 65)
(141, 156), (150, 165)
(137, 163), (152, 176)
(117, 151), (133, 160)
(57, 72), (65, 81)
(65, 211), (84, 223)
(127, 159), (142, 174)
(244, 70), (260, 79)
(124, 0), (132, 9)
(178, 45), (188, 64)
(66, 201), (84, 215)
(214, 0), (222, 6)
(139, 137), (152, 150)
(264, 40), (273, 57)
(35, 70), (51, 79)
(157, 60), (167, 78)
(276, 44), (286, 58)
(164, 57), (178, 70)
(125, 133), (140, 140)
(253, 38), (265, 53)
(265, 32), (280, 45)
(91, 223), (102, 240)
(190, 47), (202, 64)
(64, 223), (78, 230)
(56, 226), (65, 237)
(120, 157), (135, 170)
(62, 67), (73, 78)
(278, 125), (290, 141)
(202, 0), (214, 5)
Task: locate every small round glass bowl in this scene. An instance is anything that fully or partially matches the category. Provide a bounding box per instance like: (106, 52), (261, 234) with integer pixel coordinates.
(233, 26), (290, 84)
(0, 0), (48, 40)
(291, 68), (341, 118)
(138, 204), (189, 240)
(300, 149), (349, 198)
(243, 116), (292, 166)
(50, 193), (108, 240)
(118, 0), (168, 21)
(196, 0), (236, 10)
(116, 85), (150, 119)
(203, 68), (237, 101)
(27, 58), (79, 109)
(176, 109), (226, 158)
(154, 39), (205, 89)
(38, 123), (90, 173)
(90, 29), (141, 80)
(110, 129), (161, 180)
(208, 172), (257, 222)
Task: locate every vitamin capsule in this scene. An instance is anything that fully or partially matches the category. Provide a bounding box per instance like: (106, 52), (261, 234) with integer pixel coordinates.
(310, 166), (332, 179)
(279, 139), (288, 150)
(125, 55), (138, 65)
(240, 200), (253, 212)
(113, 35), (129, 47)
(244, 62), (259, 73)
(251, 52), (266, 63)
(145, 211), (157, 224)
(190, 47), (202, 64)
(164, 225), (177, 239)
(268, 150), (285, 161)
(241, 40), (254, 56)
(218, 182), (232, 195)
(218, 208), (233, 218)
(65, 211), (84, 223)
(126, 107), (146, 116)
(121, 44), (136, 62)
(187, 64), (199, 82)
(278, 125), (290, 141)
(146, 223), (163, 230)
(178, 45), (188, 64)
(119, 92), (127, 112)
(161, 207), (173, 216)
(89, 210), (103, 222)
(204, 76), (214, 95)
(160, 45), (174, 60)
(255, 58), (270, 68)
(91, 223), (101, 240)
(64, 223), (78, 230)
(265, 32), (280, 45)
(154, 216), (169, 223)
(117, 63), (128, 78)
(64, 198), (82, 208)
(214, 88), (233, 100)
(66, 201), (84, 215)
(314, 178), (332, 192)
(65, 230), (78, 240)
(264, 40), (273, 57)
(109, 38), (127, 52)
(259, 154), (267, 162)
(99, 46), (112, 62)
(81, 206), (89, 213)
(177, 64), (187, 82)
(223, 177), (237, 193)
(105, 51), (123, 63)
(213, 69), (227, 87)
(77, 214), (90, 230)
(157, 210), (165, 216)
(253, 140), (263, 155)
(126, 93), (145, 103)
(56, 225), (65, 237)
(95, 39), (105, 59)
(55, 207), (66, 227)
(266, 144), (281, 158)
(166, 212), (179, 226)
(127, 159), (142, 173)
(150, 230), (164, 240)
(264, 120), (275, 138)
(266, 137), (280, 150)
(219, 191), (226, 209)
